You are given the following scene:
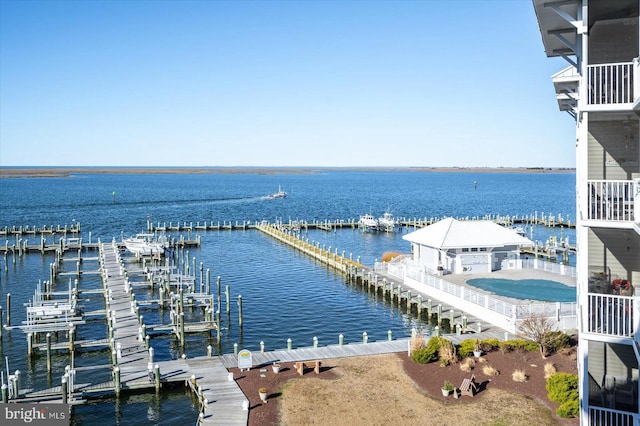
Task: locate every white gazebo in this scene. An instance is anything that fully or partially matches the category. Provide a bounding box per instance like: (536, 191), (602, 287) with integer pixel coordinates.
(402, 218), (534, 275)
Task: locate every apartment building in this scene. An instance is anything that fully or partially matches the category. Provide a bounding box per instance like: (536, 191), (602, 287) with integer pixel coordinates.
(532, 1), (640, 425)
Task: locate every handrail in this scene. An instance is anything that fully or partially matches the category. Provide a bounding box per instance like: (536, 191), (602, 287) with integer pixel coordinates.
(587, 61), (635, 105)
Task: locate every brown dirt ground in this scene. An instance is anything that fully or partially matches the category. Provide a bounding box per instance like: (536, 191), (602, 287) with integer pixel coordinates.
(230, 347), (580, 426)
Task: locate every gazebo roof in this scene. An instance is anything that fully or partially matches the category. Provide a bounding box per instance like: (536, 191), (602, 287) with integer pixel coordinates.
(402, 217), (533, 249)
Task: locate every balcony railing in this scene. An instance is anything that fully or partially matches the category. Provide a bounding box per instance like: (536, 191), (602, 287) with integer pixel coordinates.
(587, 61), (637, 107)
(589, 407), (636, 426)
(587, 293), (636, 338)
(587, 180), (636, 222)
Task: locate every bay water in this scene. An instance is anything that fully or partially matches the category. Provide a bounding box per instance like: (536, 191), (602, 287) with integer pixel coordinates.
(0, 170), (575, 424)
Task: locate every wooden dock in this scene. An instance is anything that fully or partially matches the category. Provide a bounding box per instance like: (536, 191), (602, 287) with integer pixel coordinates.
(219, 329), (505, 370)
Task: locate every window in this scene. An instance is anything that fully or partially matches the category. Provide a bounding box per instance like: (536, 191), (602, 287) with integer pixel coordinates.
(471, 248), (478, 252)
(480, 248), (487, 252)
(462, 248), (469, 252)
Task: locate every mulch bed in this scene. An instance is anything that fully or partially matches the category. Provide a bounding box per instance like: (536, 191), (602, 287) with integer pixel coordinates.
(230, 362), (339, 425)
(232, 347), (580, 426)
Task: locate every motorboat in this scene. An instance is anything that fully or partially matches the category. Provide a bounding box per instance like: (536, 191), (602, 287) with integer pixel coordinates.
(123, 233), (167, 256)
(358, 214), (379, 231)
(511, 225), (527, 237)
(267, 185), (287, 199)
(378, 212), (397, 231)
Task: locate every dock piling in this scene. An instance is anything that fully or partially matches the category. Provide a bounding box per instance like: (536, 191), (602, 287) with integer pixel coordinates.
(154, 364), (160, 391)
(114, 367), (121, 395)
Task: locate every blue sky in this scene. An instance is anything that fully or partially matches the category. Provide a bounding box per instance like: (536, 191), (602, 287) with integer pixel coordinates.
(0, 0), (574, 168)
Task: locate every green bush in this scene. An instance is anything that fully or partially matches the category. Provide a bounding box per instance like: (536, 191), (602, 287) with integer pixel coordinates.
(546, 372), (579, 404)
(546, 331), (571, 353)
(556, 397), (579, 418)
(499, 339), (538, 353)
(411, 347), (434, 364)
(480, 338), (500, 352)
(458, 339), (477, 358)
(411, 336), (447, 364)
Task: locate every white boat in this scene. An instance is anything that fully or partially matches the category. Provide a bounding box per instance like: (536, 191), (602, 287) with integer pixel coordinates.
(358, 214), (379, 231)
(267, 185), (287, 199)
(123, 234), (167, 256)
(378, 212), (397, 231)
(511, 225), (527, 237)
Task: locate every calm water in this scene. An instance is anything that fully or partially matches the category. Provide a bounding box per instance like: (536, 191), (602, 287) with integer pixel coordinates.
(0, 170), (576, 424)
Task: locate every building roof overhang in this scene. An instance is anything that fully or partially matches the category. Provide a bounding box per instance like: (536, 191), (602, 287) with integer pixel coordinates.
(532, 0), (582, 60)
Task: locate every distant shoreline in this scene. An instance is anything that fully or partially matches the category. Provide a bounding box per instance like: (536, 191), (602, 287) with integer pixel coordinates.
(0, 166), (575, 178)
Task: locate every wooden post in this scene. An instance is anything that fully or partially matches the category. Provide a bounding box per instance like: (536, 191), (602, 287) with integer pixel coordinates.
(61, 377), (68, 404)
(114, 367), (121, 395)
(44, 333), (51, 371)
(225, 285), (230, 314)
(206, 269), (210, 295)
(217, 276), (221, 313)
(388, 330), (392, 341)
(237, 295), (243, 329)
(287, 338), (292, 351)
(154, 364), (160, 391)
(339, 334), (344, 346)
(180, 312), (185, 347)
(6, 293), (10, 327)
(199, 262), (204, 293)
(1, 384), (7, 403)
(27, 333), (33, 357)
(216, 310), (221, 340)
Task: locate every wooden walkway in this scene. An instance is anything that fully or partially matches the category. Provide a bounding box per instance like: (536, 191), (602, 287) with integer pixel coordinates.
(184, 357), (249, 425)
(219, 330), (505, 370)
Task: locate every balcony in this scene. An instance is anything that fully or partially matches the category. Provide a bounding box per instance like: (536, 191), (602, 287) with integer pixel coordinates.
(585, 60), (639, 111)
(587, 293), (636, 338)
(587, 180), (638, 223)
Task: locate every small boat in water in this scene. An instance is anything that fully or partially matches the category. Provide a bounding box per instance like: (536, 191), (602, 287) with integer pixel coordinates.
(267, 185), (287, 199)
(358, 214), (379, 231)
(378, 211), (397, 232)
(123, 233), (167, 256)
(512, 225), (527, 237)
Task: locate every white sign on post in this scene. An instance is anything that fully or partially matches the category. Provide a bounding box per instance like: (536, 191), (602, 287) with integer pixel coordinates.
(237, 349), (252, 371)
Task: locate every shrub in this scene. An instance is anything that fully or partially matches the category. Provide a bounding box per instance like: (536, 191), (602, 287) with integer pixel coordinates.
(512, 369), (528, 382)
(438, 339), (458, 366)
(411, 347), (434, 364)
(546, 372), (578, 404)
(544, 363), (557, 379)
(556, 397), (579, 418)
(458, 339), (477, 358)
(480, 338), (500, 352)
(411, 336), (447, 364)
(482, 365), (499, 376)
(500, 339), (538, 353)
(546, 331), (571, 354)
(459, 357), (475, 372)
(411, 334), (426, 353)
(381, 252), (401, 262)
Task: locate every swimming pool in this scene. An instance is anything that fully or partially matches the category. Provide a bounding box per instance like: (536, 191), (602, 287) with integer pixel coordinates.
(466, 278), (576, 302)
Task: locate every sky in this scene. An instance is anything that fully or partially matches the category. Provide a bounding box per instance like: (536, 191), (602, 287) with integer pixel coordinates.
(0, 0), (575, 168)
